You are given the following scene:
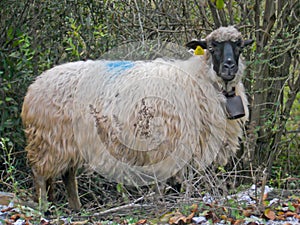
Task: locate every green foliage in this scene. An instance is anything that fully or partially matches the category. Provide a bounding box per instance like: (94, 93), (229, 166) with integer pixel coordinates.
(1, 19), (36, 194)
(0, 138), (18, 191)
(216, 0), (225, 9)
(0, 31), (35, 147)
(64, 17), (85, 60)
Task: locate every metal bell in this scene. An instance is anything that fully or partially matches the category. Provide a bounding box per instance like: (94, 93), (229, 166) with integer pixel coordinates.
(224, 88), (245, 120)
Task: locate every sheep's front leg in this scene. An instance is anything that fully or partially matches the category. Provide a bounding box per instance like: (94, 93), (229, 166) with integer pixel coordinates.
(62, 167), (81, 211)
(46, 178), (54, 202)
(33, 171), (49, 212)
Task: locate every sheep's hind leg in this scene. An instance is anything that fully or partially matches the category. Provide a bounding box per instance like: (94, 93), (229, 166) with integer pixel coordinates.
(62, 167), (81, 211)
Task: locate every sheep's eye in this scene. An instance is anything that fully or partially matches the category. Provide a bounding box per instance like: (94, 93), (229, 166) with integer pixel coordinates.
(211, 41), (219, 47)
(209, 41), (219, 53)
(235, 47), (242, 55)
(233, 40), (243, 54)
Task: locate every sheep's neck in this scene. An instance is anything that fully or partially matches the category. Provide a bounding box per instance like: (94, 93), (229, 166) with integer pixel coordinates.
(223, 87), (235, 97)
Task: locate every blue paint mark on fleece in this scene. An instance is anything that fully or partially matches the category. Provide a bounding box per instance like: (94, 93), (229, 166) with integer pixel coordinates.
(106, 61), (134, 75)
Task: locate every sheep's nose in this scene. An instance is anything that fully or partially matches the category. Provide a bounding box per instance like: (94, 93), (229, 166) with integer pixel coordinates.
(224, 58), (236, 70)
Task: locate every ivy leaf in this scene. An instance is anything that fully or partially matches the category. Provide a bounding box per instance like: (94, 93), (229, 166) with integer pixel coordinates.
(288, 202), (296, 212)
(7, 26), (14, 41)
(5, 97), (13, 102)
(216, 0), (225, 9)
(116, 183), (123, 193)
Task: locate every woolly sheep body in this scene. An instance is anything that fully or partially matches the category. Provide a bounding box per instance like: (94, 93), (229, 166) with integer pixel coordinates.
(73, 57), (231, 180)
(22, 26), (250, 211)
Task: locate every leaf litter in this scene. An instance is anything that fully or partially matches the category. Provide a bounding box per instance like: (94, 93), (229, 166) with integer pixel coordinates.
(0, 185), (299, 225)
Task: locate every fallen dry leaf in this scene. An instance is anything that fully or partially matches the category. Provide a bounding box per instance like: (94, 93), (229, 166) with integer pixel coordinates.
(242, 209), (253, 217)
(233, 219), (245, 225)
(220, 214), (227, 220)
(185, 211), (195, 224)
(292, 202), (300, 213)
(169, 216), (186, 224)
(264, 208), (276, 220)
(0, 192), (15, 205)
(135, 219), (147, 224)
(284, 211), (296, 217)
(276, 214), (286, 220)
(169, 211), (186, 224)
(190, 203), (198, 213)
(205, 211), (220, 223)
(169, 210), (196, 224)
(10, 213), (22, 221)
(167, 204), (199, 224)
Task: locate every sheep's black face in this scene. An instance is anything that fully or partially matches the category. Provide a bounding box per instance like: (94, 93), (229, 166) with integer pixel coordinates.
(209, 40), (241, 82)
(186, 38), (253, 82)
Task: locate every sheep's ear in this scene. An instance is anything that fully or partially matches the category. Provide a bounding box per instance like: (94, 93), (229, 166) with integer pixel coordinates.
(186, 40), (207, 50)
(243, 39), (254, 47)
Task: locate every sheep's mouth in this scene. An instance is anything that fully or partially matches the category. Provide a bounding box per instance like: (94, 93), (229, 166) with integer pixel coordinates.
(220, 73), (235, 82)
(219, 68), (238, 82)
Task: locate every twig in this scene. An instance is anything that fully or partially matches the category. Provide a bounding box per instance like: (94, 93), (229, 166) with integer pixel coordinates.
(134, 0), (145, 43)
(93, 192), (155, 217)
(93, 203), (150, 217)
(258, 168), (268, 208)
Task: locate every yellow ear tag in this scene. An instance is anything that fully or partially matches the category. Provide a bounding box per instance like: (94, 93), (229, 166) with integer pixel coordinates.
(194, 45), (204, 55)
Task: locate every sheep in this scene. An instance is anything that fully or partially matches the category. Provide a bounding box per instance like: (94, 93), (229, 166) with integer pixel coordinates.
(21, 26), (253, 211)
